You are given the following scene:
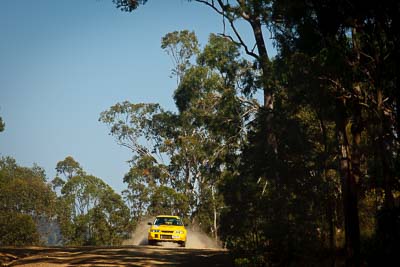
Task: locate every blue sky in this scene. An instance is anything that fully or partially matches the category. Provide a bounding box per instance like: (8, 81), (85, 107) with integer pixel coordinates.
(0, 0), (275, 194)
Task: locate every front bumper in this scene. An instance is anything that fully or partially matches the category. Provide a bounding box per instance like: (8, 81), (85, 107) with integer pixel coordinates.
(148, 232), (186, 243)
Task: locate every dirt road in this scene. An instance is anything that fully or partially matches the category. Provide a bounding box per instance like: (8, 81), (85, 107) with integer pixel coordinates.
(0, 245), (233, 266)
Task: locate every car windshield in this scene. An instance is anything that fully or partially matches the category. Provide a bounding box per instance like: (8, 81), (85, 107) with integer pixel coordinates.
(154, 217), (183, 226)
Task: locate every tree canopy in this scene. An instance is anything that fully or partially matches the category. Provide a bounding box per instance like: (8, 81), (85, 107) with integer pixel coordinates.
(0, 157), (56, 246)
(55, 157), (131, 246)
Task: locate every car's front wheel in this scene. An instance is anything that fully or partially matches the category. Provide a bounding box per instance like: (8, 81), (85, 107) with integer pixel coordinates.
(179, 241), (186, 247)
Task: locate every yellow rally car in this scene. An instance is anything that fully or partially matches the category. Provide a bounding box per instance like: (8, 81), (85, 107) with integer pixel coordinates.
(147, 215), (187, 247)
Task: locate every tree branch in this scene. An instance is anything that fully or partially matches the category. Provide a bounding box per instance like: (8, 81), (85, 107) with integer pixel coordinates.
(194, 0), (224, 16)
(227, 18), (259, 59)
(195, 0), (260, 60)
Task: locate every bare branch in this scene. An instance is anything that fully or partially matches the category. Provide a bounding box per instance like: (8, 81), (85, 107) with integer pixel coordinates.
(194, 0), (224, 16)
(228, 18), (259, 59)
(219, 33), (240, 46)
(195, 0), (260, 60)
(251, 43), (257, 53)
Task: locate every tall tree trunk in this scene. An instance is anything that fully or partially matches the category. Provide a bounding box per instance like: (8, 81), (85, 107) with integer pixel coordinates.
(185, 161), (191, 195)
(211, 185), (218, 241)
(249, 17), (272, 110)
(248, 9), (280, 197)
(336, 103), (361, 267)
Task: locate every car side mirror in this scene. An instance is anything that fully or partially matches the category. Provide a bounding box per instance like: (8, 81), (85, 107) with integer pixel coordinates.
(147, 222), (152, 226)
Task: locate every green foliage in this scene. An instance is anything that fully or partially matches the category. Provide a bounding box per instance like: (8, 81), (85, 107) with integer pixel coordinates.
(55, 156), (83, 179)
(122, 154), (182, 219)
(171, 34), (254, 237)
(197, 34), (241, 86)
(99, 101), (163, 153)
(112, 0), (147, 12)
(0, 212), (39, 246)
(56, 165), (131, 246)
(0, 157), (56, 216)
(51, 175), (65, 191)
(0, 157), (56, 246)
(161, 30), (199, 83)
(0, 116), (4, 132)
(149, 186), (189, 215)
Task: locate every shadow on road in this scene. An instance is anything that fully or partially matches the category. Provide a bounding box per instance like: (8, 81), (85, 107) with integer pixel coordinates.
(0, 246), (233, 266)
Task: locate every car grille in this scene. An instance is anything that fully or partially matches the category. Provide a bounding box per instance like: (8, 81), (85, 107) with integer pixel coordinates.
(161, 235), (172, 239)
(161, 231), (174, 233)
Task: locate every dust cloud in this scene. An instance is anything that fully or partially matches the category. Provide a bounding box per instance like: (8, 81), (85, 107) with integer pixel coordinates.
(122, 218), (221, 249)
(122, 219), (150, 246)
(186, 228), (220, 249)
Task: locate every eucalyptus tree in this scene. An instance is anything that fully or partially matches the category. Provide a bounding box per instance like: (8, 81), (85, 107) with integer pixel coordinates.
(0, 157), (56, 245)
(56, 161), (130, 245)
(113, 0), (274, 109)
(99, 102), (181, 219)
(100, 32), (255, 238)
(112, 0), (278, 178)
(173, 33), (256, 234)
(161, 30), (199, 84)
(55, 156), (83, 180)
(164, 32), (257, 238)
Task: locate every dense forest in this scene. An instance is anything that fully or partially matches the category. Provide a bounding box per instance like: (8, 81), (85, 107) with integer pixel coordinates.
(1, 0), (399, 266)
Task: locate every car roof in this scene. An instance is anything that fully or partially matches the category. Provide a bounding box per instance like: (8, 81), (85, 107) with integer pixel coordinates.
(156, 215), (180, 219)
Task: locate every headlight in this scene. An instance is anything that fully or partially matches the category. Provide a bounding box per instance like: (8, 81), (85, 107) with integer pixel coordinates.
(175, 230), (184, 234)
(150, 229), (160, 233)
